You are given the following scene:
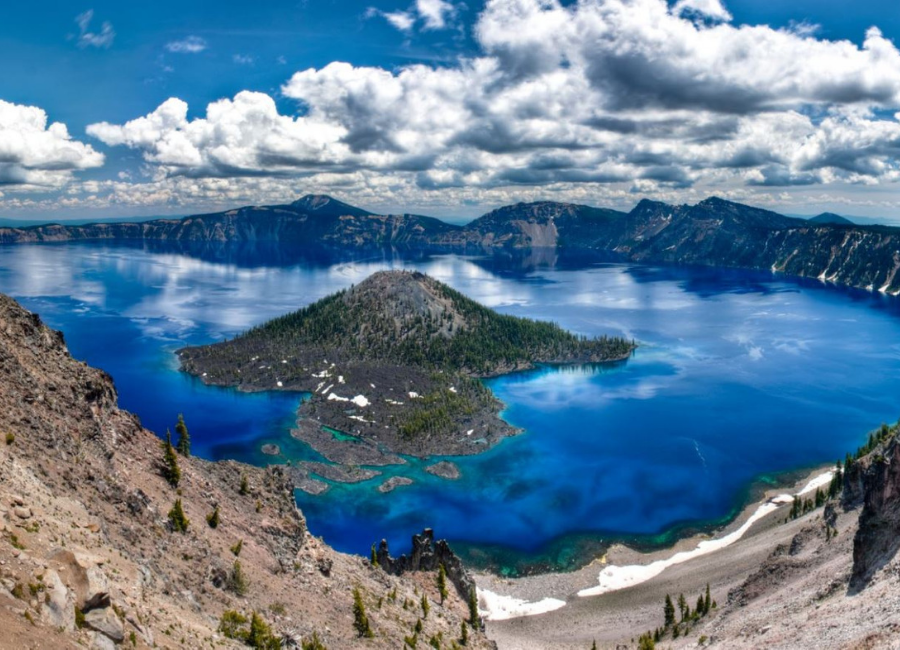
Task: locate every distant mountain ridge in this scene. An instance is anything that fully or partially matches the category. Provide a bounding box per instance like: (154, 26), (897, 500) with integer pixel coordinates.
(3, 193), (900, 293)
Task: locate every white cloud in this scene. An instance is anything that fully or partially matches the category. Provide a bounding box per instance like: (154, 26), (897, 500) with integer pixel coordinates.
(416, 0), (455, 30)
(75, 10), (115, 49)
(0, 100), (104, 190)
(369, 0), (456, 32)
(232, 54), (255, 65)
(384, 10), (416, 32)
(165, 36), (208, 54)
(83, 0), (900, 205)
(671, 0), (732, 22)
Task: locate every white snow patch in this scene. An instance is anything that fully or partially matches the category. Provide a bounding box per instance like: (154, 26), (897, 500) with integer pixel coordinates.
(385, 399), (404, 406)
(311, 370), (332, 378)
(466, 429), (474, 436)
(282, 359), (287, 364)
(477, 588), (566, 621)
(320, 384), (334, 395)
(352, 395), (370, 408)
(371, 383), (376, 389)
(798, 471), (834, 495)
(338, 375), (345, 384)
(409, 391), (420, 399)
(449, 386), (457, 393)
(577, 470), (835, 598)
(327, 393), (349, 402)
(276, 381), (283, 387)
(349, 415), (374, 424)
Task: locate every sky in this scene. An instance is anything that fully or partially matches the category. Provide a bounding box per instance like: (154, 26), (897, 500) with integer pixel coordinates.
(4, 0), (900, 222)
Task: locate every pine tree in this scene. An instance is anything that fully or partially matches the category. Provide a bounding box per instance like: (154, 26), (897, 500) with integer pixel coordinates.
(353, 587), (374, 638)
(467, 588), (480, 629)
(246, 612), (279, 649)
(437, 564), (448, 605)
(206, 505), (220, 529)
(421, 594), (430, 618)
(664, 594), (675, 627)
(239, 474), (249, 495)
(704, 583), (711, 615)
(460, 621), (468, 646)
(161, 429), (181, 488)
(591, 641), (597, 650)
(175, 413), (191, 457)
(302, 631), (327, 650)
(677, 593), (687, 622)
(370, 543), (379, 568)
(168, 498), (189, 533)
(696, 595), (704, 618)
(231, 560), (248, 596)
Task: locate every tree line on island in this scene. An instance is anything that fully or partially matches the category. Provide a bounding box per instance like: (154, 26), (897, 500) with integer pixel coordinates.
(236, 272), (634, 377)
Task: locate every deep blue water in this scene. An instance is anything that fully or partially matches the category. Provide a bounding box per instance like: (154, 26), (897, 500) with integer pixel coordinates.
(1, 241), (898, 572)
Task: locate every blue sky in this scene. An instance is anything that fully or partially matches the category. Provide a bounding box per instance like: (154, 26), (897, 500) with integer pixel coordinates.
(4, 0), (900, 221)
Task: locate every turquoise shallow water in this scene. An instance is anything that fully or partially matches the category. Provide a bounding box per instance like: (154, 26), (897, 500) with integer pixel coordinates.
(0, 241), (898, 572)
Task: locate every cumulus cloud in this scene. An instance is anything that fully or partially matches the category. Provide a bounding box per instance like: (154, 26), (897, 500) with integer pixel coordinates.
(165, 36), (208, 54)
(85, 0), (900, 200)
(0, 100), (104, 189)
(74, 10), (115, 49)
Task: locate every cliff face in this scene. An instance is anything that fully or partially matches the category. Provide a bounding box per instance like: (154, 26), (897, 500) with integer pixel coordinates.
(0, 293), (494, 649)
(851, 438), (900, 590)
(5, 193), (900, 294)
(0, 195), (460, 248)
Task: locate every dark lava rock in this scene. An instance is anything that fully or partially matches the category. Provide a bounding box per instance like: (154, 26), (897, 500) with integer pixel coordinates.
(376, 528), (476, 603)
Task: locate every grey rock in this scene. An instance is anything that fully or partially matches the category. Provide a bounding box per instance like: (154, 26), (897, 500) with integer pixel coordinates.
(42, 569), (74, 632)
(84, 607), (125, 643)
(91, 631), (117, 650)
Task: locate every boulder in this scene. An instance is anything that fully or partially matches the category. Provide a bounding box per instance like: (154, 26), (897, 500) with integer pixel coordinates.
(84, 607), (125, 643)
(48, 548), (110, 611)
(91, 631), (117, 650)
(42, 569), (74, 632)
(13, 506), (31, 519)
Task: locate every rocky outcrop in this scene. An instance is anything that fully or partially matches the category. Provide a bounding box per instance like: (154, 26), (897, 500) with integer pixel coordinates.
(377, 528), (476, 601)
(851, 438), (900, 591)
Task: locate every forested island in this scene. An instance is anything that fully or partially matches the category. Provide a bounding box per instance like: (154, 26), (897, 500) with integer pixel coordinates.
(178, 270), (634, 478)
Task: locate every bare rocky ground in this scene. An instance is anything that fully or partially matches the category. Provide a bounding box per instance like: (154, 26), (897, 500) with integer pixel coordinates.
(0, 293), (494, 650)
(482, 465), (900, 650)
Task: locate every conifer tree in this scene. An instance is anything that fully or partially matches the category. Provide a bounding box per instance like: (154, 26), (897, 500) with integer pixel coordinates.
(168, 498), (189, 533)
(460, 621), (468, 646)
(437, 564), (448, 605)
(421, 594), (430, 618)
(161, 429), (181, 488)
(704, 583), (711, 615)
(353, 587), (374, 638)
(370, 543), (379, 568)
(175, 413), (191, 457)
(677, 593), (687, 622)
(231, 560), (248, 596)
(664, 594), (675, 627)
(246, 612), (279, 649)
(206, 505), (220, 528)
(468, 587), (481, 629)
(239, 473), (249, 495)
